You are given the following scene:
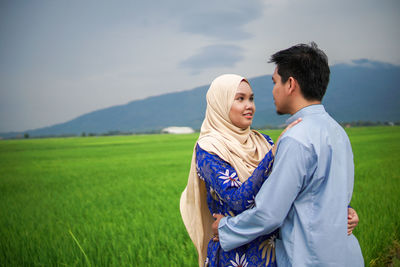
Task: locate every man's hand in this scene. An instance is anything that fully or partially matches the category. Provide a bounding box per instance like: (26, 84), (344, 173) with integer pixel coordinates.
(347, 207), (359, 235)
(212, 214), (225, 242)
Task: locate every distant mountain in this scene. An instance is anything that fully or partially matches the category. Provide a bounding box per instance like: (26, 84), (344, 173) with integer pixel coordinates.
(1, 59), (399, 138)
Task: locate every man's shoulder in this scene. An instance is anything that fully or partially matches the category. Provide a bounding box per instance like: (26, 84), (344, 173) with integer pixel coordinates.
(283, 120), (312, 145)
(284, 114), (348, 145)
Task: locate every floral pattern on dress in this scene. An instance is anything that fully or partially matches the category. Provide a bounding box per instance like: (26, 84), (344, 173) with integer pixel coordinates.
(196, 133), (278, 267)
(218, 169), (241, 188)
(229, 253), (248, 267)
(259, 234), (276, 266)
(246, 195), (255, 209)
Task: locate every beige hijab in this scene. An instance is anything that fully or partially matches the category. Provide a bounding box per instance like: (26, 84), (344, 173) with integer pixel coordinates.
(180, 74), (273, 266)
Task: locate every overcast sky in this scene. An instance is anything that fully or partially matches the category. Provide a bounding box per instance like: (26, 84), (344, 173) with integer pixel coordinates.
(1, 0), (399, 132)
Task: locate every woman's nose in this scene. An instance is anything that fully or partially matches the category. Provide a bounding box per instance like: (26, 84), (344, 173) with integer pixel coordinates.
(245, 101), (254, 109)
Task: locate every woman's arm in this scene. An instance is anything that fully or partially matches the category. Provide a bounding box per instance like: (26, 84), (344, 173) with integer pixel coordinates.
(196, 145), (274, 215)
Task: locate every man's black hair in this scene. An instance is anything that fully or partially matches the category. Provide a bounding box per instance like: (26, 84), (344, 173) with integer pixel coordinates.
(269, 42), (330, 101)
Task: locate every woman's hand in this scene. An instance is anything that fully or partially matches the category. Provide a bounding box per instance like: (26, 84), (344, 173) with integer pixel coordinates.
(348, 207), (359, 235)
(212, 214), (225, 242)
(272, 118), (302, 156)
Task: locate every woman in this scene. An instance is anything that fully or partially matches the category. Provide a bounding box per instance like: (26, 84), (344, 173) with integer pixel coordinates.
(180, 74), (358, 266)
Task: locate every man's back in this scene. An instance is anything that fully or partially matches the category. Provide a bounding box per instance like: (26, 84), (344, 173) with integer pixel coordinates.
(275, 104), (361, 266)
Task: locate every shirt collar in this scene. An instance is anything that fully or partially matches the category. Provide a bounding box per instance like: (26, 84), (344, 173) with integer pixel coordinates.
(286, 104), (326, 124)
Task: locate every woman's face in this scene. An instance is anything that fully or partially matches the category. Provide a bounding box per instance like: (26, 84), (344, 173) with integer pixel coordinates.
(229, 81), (255, 129)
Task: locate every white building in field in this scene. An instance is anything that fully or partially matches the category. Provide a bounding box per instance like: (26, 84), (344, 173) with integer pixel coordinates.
(161, 126), (195, 134)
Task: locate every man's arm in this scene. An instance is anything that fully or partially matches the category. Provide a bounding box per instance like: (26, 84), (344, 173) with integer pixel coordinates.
(215, 136), (314, 251)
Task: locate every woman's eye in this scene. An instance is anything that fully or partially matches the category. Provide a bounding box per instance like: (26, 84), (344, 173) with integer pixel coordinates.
(250, 97), (254, 101)
(237, 97), (244, 101)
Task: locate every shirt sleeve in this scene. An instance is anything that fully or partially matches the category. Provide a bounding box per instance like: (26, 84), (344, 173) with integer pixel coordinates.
(196, 144), (274, 215)
(218, 136), (314, 251)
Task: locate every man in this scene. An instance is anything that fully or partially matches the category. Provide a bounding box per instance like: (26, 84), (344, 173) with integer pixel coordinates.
(212, 43), (364, 266)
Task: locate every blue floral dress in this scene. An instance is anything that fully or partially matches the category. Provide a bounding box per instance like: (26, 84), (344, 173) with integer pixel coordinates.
(196, 134), (278, 267)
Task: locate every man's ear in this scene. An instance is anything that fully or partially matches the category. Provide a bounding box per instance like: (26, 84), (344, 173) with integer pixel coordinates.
(287, 77), (299, 95)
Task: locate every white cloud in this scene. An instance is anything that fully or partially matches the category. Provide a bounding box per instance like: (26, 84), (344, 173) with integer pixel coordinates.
(180, 45), (245, 74)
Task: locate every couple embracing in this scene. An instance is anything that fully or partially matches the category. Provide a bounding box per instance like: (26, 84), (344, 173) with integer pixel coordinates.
(180, 43), (364, 266)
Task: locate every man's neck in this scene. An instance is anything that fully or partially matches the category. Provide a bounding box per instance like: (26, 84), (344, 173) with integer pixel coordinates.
(290, 100), (321, 115)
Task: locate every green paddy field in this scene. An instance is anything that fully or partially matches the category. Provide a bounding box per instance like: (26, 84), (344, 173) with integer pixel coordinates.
(1, 126), (399, 266)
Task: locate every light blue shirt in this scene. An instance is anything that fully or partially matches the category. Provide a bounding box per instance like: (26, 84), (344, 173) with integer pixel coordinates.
(218, 105), (364, 266)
